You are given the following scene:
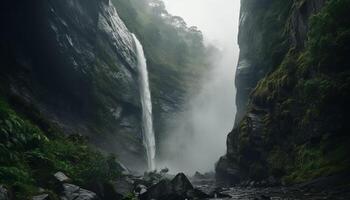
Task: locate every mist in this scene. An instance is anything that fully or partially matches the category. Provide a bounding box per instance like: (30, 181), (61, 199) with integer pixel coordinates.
(158, 0), (241, 174)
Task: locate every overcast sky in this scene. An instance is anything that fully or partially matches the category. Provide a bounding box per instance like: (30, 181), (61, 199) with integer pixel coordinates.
(159, 0), (242, 173)
(163, 0), (240, 48)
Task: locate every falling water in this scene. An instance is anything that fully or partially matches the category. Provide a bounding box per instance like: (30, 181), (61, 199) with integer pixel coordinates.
(132, 34), (156, 171)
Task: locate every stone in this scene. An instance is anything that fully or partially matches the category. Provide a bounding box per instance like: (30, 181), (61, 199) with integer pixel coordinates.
(0, 185), (9, 200)
(260, 194), (271, 200)
(139, 179), (173, 200)
(250, 181), (256, 187)
(134, 184), (147, 195)
(193, 171), (205, 179)
(32, 194), (50, 200)
(54, 172), (71, 183)
(110, 177), (134, 197)
(171, 173), (194, 196)
(61, 183), (99, 200)
(186, 188), (210, 199)
(140, 173), (206, 200)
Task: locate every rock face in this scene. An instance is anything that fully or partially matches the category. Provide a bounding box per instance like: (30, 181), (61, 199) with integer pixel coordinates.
(61, 183), (99, 200)
(140, 173), (208, 200)
(1, 0), (146, 170)
(217, 0), (350, 185)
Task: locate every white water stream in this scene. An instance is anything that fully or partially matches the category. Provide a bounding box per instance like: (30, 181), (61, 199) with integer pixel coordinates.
(132, 34), (156, 171)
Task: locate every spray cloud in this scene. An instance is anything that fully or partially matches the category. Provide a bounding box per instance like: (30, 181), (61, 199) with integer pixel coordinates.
(159, 0), (241, 174)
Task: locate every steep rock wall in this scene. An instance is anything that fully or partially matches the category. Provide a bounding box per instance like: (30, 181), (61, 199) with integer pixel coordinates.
(0, 0), (147, 171)
(217, 0), (350, 185)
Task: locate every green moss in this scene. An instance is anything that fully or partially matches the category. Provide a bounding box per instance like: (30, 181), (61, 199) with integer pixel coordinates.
(284, 138), (350, 183)
(234, 0), (350, 183)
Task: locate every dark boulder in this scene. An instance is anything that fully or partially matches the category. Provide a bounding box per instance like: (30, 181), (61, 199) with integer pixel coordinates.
(193, 171), (206, 180)
(186, 188), (210, 199)
(171, 173), (194, 196)
(139, 179), (173, 200)
(107, 177), (134, 198)
(140, 173), (208, 200)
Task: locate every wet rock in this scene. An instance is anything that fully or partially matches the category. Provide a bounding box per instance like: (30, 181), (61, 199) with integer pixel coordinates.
(109, 177), (134, 197)
(54, 172), (71, 183)
(250, 181), (255, 187)
(253, 195), (271, 200)
(193, 171), (206, 179)
(171, 173), (194, 196)
(0, 185), (9, 200)
(140, 173), (208, 200)
(134, 184), (147, 195)
(209, 191), (231, 199)
(61, 183), (99, 200)
(139, 179), (173, 200)
(267, 176), (279, 186)
(260, 194), (271, 200)
(187, 188), (210, 199)
(32, 194), (50, 200)
(215, 156), (241, 186)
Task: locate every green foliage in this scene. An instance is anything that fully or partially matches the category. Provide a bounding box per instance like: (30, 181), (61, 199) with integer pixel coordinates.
(307, 0), (350, 72)
(123, 193), (137, 200)
(39, 140), (121, 186)
(234, 0), (350, 183)
(0, 98), (121, 199)
(285, 137), (350, 183)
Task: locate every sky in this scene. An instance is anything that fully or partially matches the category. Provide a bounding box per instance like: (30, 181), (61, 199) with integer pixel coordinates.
(158, 0), (242, 174)
(163, 0), (240, 49)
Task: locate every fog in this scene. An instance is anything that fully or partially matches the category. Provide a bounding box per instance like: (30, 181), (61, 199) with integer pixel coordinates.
(158, 0), (241, 174)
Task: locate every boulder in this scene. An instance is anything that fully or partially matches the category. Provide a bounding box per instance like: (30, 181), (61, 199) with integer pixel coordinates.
(61, 183), (100, 200)
(186, 188), (210, 199)
(0, 185), (9, 200)
(32, 194), (50, 200)
(112, 177), (134, 196)
(139, 179), (173, 200)
(54, 172), (71, 183)
(193, 171), (205, 180)
(140, 173), (209, 200)
(134, 184), (147, 196)
(171, 173), (194, 196)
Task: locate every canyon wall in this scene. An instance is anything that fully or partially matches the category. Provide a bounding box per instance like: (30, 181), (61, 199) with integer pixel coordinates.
(217, 0), (350, 185)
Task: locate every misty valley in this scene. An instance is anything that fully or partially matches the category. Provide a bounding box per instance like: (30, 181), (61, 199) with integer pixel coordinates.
(0, 0), (349, 200)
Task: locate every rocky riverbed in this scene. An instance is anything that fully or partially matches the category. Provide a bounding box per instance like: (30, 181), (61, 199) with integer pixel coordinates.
(132, 171), (350, 200)
(195, 186), (350, 200)
(5, 170), (347, 200)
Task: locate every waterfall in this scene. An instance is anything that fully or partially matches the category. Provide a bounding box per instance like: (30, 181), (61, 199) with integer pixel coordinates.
(132, 34), (156, 171)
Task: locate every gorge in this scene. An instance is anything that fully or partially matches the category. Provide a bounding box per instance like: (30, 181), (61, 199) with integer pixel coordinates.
(0, 0), (349, 199)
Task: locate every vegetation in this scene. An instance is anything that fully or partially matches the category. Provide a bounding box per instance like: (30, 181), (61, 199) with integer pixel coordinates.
(231, 0), (350, 183)
(0, 97), (122, 199)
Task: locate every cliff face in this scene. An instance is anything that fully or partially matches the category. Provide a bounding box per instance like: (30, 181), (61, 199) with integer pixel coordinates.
(217, 0), (350, 185)
(112, 0), (210, 161)
(0, 0), (147, 171)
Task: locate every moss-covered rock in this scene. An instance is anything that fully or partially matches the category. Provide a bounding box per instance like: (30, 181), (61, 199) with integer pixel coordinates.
(217, 0), (350, 185)
(0, 98), (122, 199)
(0, 0), (147, 171)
